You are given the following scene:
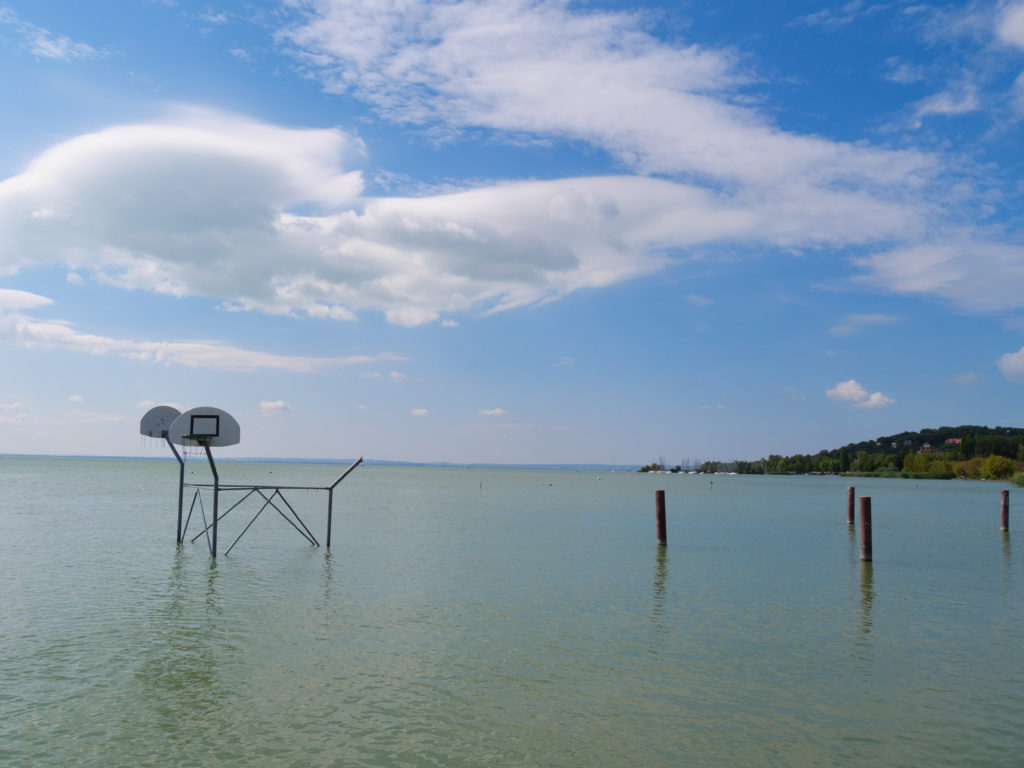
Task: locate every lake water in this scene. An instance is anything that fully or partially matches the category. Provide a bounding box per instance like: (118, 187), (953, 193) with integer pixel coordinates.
(2, 456), (1022, 767)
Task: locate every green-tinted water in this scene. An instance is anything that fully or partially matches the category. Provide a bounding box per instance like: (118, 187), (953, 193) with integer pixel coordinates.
(2, 457), (1022, 766)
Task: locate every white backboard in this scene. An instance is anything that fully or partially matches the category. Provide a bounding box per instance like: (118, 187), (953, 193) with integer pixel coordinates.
(167, 407), (241, 447)
(139, 405), (182, 438)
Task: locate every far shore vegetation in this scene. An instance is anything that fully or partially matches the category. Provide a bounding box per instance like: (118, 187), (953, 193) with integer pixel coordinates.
(639, 425), (1024, 484)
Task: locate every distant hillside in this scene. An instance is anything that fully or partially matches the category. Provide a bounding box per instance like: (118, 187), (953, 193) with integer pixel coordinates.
(838, 425), (1024, 458)
(695, 425), (1024, 477)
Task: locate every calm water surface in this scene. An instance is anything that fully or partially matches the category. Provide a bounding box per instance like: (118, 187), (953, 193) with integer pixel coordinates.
(1, 457), (1022, 766)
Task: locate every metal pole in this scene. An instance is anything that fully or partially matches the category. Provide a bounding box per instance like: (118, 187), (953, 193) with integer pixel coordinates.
(165, 435), (185, 544)
(859, 496), (872, 562)
(326, 456), (361, 550)
(655, 489), (667, 544)
(204, 443), (219, 557)
(329, 456), (364, 489)
(1002, 489), (1010, 532)
(327, 487), (334, 549)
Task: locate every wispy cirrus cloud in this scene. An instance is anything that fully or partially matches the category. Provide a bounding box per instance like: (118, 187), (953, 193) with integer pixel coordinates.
(0, 402), (26, 423)
(828, 313), (900, 336)
(0, 298), (405, 373)
(911, 81), (980, 125)
(792, 1), (889, 29)
(479, 407), (508, 417)
(282, 0), (933, 196)
(0, 7), (103, 61)
(852, 242), (1024, 313)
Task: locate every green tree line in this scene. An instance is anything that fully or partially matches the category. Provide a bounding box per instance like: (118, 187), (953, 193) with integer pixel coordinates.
(640, 426), (1024, 480)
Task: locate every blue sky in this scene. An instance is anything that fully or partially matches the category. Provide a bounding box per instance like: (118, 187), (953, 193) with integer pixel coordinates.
(2, 0), (1024, 464)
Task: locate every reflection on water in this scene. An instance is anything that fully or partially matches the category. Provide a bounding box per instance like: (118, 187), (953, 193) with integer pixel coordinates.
(859, 561), (874, 636)
(652, 544), (668, 622)
(848, 559), (876, 680)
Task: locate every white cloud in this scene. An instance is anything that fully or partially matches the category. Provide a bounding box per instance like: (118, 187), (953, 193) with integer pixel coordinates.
(0, 288), (52, 311)
(827, 379), (869, 403)
(1, 0), (1018, 329)
(853, 241), (1024, 313)
(857, 392), (896, 408)
(259, 399), (291, 416)
(885, 57), (927, 84)
(480, 407), (508, 416)
(997, 346), (1024, 383)
(389, 371), (406, 380)
(273, 0), (1023, 316)
(68, 394), (83, 403)
(0, 304), (403, 373)
(826, 379), (894, 408)
(282, 0), (933, 193)
(0, 7), (102, 61)
(828, 313), (900, 336)
(997, 3), (1024, 48)
(0, 402), (25, 424)
(911, 82), (980, 124)
(199, 11), (229, 24)
(793, 2), (888, 29)
(6, 110), (855, 328)
(411, 408), (430, 416)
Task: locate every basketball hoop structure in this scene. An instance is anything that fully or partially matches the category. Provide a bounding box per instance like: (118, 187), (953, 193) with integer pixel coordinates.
(140, 405), (361, 556)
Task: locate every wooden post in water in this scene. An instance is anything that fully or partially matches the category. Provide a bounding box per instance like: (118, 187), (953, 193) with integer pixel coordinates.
(859, 496), (872, 562)
(1001, 489), (1010, 532)
(655, 490), (667, 545)
(847, 486), (855, 526)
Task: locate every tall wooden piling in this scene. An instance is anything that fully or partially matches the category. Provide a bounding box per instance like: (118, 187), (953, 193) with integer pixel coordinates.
(847, 486), (855, 526)
(1001, 489), (1010, 532)
(655, 490), (667, 544)
(859, 496), (872, 562)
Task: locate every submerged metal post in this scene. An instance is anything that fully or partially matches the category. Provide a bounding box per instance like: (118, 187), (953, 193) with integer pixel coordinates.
(655, 489), (667, 544)
(1002, 489), (1010, 532)
(847, 486), (855, 526)
(859, 496), (872, 562)
(165, 435), (185, 544)
(204, 443), (219, 556)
